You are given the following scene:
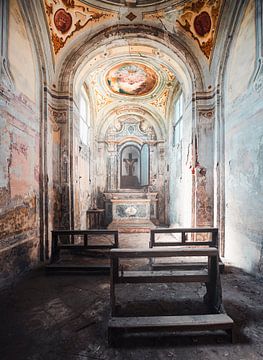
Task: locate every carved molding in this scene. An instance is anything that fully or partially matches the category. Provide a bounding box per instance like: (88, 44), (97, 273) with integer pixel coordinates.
(198, 109), (215, 128)
(0, 0), (14, 88)
(48, 105), (67, 131)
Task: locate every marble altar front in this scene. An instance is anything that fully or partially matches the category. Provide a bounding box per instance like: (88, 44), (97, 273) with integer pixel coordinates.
(104, 191), (157, 232)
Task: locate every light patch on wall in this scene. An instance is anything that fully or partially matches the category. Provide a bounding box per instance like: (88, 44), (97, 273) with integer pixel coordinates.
(8, 0), (36, 102)
(226, 0), (256, 102)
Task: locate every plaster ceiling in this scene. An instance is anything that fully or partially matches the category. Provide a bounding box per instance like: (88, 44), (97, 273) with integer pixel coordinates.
(79, 46), (180, 128)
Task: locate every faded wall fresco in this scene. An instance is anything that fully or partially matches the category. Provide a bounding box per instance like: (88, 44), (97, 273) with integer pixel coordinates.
(0, 1), (39, 287)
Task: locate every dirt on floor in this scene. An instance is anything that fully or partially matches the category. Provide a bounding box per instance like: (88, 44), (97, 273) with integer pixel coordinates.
(0, 233), (263, 360)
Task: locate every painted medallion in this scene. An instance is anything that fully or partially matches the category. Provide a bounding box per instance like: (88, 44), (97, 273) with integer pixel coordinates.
(194, 11), (212, 37)
(106, 63), (158, 96)
(54, 9), (72, 34)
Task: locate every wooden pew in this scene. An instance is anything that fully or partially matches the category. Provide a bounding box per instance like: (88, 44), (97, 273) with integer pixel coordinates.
(46, 229), (118, 274)
(108, 247), (233, 345)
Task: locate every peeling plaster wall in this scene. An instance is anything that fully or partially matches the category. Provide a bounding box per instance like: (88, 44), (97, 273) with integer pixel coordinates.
(0, 1), (40, 287)
(224, 0), (263, 274)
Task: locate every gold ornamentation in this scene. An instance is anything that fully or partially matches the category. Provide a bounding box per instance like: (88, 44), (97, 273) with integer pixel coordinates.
(160, 64), (176, 82)
(61, 0), (86, 11)
(142, 9), (164, 21)
(150, 89), (169, 114)
(52, 32), (64, 54)
(45, 2), (53, 17)
(182, 0), (206, 14)
(95, 89), (113, 111)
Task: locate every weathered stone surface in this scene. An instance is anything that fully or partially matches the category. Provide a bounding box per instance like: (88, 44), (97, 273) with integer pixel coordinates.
(0, 196), (37, 242)
(0, 237), (39, 289)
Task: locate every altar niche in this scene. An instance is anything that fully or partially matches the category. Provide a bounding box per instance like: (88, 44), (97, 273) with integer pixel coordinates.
(120, 143), (149, 189)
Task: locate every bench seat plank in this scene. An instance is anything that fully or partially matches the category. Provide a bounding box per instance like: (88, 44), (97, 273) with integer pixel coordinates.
(109, 314), (233, 331)
(117, 270), (209, 283)
(111, 247), (218, 258)
(59, 244), (114, 250)
(46, 264), (110, 273)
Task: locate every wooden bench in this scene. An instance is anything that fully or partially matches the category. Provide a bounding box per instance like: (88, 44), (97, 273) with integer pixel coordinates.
(110, 247), (222, 315)
(46, 229), (118, 274)
(149, 228), (224, 273)
(108, 247), (233, 344)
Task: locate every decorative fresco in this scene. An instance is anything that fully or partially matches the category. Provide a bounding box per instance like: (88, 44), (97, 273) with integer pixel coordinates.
(44, 0), (117, 55)
(176, 0), (222, 59)
(106, 63), (158, 96)
(143, 0), (222, 60)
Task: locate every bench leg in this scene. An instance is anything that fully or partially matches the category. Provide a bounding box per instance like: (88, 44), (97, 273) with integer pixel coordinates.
(108, 328), (113, 346)
(226, 328), (235, 344)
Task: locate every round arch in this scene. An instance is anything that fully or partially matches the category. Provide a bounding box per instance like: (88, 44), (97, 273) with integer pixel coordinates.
(54, 26), (205, 95)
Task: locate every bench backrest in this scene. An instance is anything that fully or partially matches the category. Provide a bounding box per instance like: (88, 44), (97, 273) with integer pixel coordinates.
(150, 228), (218, 248)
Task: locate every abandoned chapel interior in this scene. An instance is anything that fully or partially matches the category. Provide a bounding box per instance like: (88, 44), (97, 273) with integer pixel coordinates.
(0, 0), (263, 359)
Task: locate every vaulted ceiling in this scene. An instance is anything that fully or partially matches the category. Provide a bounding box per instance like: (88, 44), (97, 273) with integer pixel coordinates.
(43, 0), (223, 135)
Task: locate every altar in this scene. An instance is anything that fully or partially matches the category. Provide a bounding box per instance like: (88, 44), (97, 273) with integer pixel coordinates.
(100, 115), (166, 230)
(104, 191), (157, 233)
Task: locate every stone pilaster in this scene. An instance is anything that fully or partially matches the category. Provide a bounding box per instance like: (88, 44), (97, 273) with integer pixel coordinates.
(0, 0), (13, 89)
(193, 92), (216, 228)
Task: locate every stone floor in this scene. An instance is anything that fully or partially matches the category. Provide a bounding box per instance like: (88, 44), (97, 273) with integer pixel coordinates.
(1, 234), (263, 360)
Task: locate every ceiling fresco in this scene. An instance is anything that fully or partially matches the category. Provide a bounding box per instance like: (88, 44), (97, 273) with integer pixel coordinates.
(79, 48), (180, 117)
(43, 0), (223, 61)
(106, 63), (158, 96)
(143, 0), (222, 60)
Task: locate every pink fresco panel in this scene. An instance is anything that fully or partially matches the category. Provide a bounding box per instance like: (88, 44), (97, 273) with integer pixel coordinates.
(10, 132), (36, 198)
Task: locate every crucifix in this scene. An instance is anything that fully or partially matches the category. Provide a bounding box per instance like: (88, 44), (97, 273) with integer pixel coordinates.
(123, 153), (138, 176)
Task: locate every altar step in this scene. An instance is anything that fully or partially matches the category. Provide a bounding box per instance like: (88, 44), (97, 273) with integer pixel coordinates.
(108, 220), (155, 233)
